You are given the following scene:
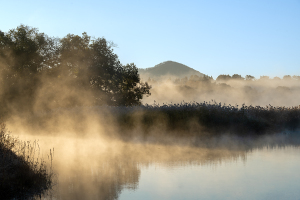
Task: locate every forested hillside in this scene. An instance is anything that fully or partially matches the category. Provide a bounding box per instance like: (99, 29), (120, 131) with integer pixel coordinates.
(139, 61), (204, 80)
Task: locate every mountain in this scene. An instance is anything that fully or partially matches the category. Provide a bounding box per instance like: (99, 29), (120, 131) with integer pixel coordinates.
(138, 61), (204, 80)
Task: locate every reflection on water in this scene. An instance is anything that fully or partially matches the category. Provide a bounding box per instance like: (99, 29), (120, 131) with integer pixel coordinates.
(120, 147), (300, 200)
(13, 133), (300, 200)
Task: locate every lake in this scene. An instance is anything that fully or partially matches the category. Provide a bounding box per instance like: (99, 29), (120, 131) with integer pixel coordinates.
(12, 133), (300, 200)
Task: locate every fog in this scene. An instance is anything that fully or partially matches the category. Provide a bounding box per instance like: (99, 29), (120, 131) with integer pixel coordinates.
(142, 77), (300, 107)
(2, 26), (300, 199)
(10, 129), (300, 199)
(3, 74), (300, 199)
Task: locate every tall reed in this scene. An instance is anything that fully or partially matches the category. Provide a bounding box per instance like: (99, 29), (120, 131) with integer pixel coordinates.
(0, 122), (54, 199)
(115, 101), (300, 138)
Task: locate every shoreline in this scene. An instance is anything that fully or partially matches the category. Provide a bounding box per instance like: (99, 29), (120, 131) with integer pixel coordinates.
(0, 123), (53, 200)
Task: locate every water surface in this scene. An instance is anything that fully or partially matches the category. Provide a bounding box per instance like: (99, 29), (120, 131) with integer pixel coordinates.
(13, 133), (300, 200)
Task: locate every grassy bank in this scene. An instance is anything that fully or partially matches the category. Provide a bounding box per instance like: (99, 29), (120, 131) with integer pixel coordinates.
(0, 122), (53, 199)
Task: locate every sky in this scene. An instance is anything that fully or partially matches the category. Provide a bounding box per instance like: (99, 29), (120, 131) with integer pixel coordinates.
(1, 0), (299, 79)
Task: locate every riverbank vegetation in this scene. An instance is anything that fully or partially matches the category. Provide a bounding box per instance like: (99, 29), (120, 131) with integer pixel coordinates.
(0, 122), (53, 199)
(20, 101), (300, 141)
(113, 102), (300, 139)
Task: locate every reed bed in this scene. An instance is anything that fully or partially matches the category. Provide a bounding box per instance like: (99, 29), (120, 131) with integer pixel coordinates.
(19, 101), (300, 139)
(0, 122), (54, 200)
(114, 101), (300, 138)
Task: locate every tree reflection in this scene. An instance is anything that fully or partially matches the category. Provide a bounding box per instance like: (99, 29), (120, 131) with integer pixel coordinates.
(35, 134), (300, 200)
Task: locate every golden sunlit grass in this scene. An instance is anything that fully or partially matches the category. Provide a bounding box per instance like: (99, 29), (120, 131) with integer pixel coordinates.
(0, 122), (54, 199)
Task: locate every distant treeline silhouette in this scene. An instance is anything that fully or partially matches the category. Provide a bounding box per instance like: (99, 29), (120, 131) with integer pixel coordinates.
(146, 73), (300, 84)
(0, 25), (151, 116)
(216, 74), (300, 81)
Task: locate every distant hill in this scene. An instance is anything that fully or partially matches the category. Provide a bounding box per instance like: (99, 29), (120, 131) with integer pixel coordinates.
(138, 61), (204, 80)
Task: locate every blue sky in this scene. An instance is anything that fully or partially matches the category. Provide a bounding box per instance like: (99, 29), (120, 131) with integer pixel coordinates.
(1, 0), (299, 79)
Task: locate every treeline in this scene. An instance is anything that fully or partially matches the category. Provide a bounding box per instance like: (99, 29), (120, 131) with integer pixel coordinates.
(0, 25), (150, 116)
(143, 72), (300, 107)
(216, 74), (300, 81)
(146, 74), (300, 85)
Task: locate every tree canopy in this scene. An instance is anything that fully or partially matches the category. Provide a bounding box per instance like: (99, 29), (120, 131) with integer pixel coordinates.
(0, 25), (151, 115)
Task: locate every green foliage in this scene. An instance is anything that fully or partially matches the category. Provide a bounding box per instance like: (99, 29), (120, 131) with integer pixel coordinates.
(57, 33), (151, 106)
(0, 25), (151, 114)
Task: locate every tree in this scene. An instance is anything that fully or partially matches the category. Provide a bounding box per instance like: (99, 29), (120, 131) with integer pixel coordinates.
(0, 25), (57, 114)
(0, 25), (151, 115)
(216, 74), (231, 81)
(51, 31), (151, 106)
(79, 35), (150, 105)
(112, 63), (150, 106)
(0, 25), (57, 74)
(59, 32), (91, 77)
(245, 75), (255, 81)
(231, 74), (244, 80)
(198, 75), (213, 82)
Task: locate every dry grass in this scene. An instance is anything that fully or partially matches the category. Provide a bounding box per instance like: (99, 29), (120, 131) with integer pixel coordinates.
(0, 122), (54, 199)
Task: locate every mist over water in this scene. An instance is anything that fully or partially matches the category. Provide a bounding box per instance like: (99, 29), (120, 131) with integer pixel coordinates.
(5, 101), (300, 199)
(2, 75), (300, 199)
(9, 127), (300, 200)
(3, 74), (300, 199)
